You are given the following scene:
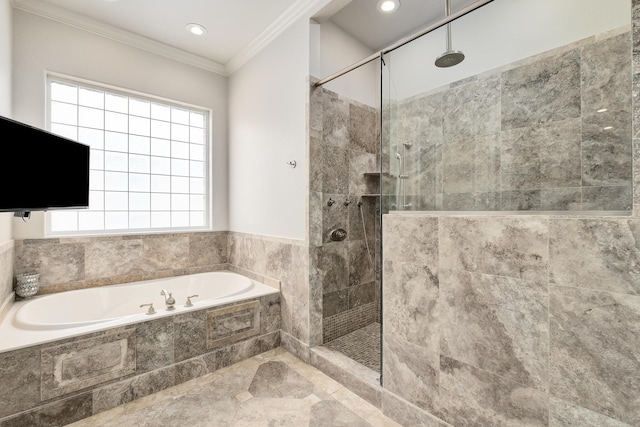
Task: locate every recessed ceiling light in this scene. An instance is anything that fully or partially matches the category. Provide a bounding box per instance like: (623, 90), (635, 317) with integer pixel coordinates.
(185, 23), (207, 36)
(377, 0), (400, 13)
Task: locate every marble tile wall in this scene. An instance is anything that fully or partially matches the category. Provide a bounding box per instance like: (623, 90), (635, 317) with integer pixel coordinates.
(0, 293), (281, 425)
(309, 85), (381, 345)
(377, 6), (640, 426)
(14, 231), (228, 294)
(391, 27), (632, 212)
(382, 213), (640, 426)
(227, 231), (314, 360)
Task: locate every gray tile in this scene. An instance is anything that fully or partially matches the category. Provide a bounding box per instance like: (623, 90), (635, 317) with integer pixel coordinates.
(0, 346), (41, 418)
(1, 393), (92, 427)
(550, 396), (633, 427)
(382, 334), (439, 413)
(382, 215), (438, 267)
(501, 126), (541, 190)
(15, 240), (84, 288)
(539, 188), (582, 211)
(440, 269), (549, 391)
(436, 356), (549, 427)
(324, 289), (348, 317)
(500, 189), (541, 211)
(550, 285), (640, 426)
(348, 240), (375, 287)
(439, 216), (549, 281)
(309, 400), (372, 427)
(349, 103), (378, 154)
(582, 32), (632, 188)
(502, 49), (581, 129)
(188, 232), (227, 267)
(475, 132), (501, 193)
(319, 242), (349, 294)
(174, 310), (207, 362)
(442, 192), (476, 211)
(248, 360), (314, 398)
(444, 72), (501, 141)
(549, 218), (640, 295)
(581, 185), (632, 211)
(442, 137), (475, 194)
(323, 144), (350, 194)
(324, 91), (350, 148)
(348, 281), (376, 309)
(136, 317), (175, 373)
(381, 390), (450, 427)
(383, 261), (439, 352)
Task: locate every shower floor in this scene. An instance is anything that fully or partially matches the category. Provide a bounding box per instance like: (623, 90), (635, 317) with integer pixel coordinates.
(323, 322), (381, 372)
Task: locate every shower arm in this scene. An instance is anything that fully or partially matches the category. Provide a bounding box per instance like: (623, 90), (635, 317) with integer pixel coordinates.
(445, 0), (452, 51)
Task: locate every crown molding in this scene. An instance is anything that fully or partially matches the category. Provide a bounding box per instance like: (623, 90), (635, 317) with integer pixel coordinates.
(11, 0), (227, 76)
(225, 0), (330, 75)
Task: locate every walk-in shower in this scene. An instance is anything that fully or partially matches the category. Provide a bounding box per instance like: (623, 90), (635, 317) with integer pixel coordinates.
(313, 5), (634, 425)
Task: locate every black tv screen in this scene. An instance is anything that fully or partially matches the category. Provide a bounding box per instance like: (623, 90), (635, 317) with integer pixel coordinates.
(0, 115), (90, 213)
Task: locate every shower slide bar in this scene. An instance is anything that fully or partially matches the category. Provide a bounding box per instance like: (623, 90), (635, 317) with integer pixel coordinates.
(314, 0), (495, 87)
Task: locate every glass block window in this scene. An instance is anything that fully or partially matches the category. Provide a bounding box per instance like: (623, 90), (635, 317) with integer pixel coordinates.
(46, 75), (209, 235)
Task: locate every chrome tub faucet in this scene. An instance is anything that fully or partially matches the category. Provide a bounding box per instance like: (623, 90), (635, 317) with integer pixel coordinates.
(160, 289), (175, 310)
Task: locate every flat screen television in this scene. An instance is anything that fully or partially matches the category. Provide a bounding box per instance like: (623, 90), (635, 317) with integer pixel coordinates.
(0, 115), (90, 215)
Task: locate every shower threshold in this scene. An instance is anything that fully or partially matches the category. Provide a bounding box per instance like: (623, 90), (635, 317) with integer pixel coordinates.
(323, 322), (381, 372)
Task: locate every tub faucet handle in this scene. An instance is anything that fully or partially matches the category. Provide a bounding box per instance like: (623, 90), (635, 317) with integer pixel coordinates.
(185, 294), (199, 307)
(140, 303), (156, 315)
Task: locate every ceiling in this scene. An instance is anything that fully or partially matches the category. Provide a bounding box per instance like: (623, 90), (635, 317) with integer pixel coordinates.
(11, 0), (480, 76)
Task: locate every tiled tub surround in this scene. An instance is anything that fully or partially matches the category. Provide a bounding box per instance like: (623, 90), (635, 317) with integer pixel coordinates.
(389, 26), (632, 212)
(227, 232), (316, 360)
(309, 85), (382, 346)
(382, 213), (640, 426)
(0, 271), (278, 351)
(14, 231), (229, 295)
(0, 291), (281, 426)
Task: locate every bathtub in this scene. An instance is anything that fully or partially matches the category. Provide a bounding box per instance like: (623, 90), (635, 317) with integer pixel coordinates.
(0, 271), (279, 353)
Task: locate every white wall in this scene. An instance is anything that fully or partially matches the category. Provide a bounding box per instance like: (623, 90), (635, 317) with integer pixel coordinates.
(318, 20), (377, 108)
(388, 0), (630, 99)
(0, 0), (12, 244)
(11, 9), (229, 239)
(227, 18), (310, 240)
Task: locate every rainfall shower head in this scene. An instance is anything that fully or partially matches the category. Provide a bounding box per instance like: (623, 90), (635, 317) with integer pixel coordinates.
(435, 49), (465, 68)
(435, 0), (465, 68)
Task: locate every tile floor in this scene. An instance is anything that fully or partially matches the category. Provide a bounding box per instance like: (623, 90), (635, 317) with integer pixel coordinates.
(324, 323), (381, 372)
(67, 347), (401, 427)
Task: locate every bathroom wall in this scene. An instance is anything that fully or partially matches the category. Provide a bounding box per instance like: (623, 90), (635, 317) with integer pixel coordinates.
(227, 18), (309, 241)
(391, 27), (632, 212)
(309, 84), (380, 344)
(378, 2), (640, 425)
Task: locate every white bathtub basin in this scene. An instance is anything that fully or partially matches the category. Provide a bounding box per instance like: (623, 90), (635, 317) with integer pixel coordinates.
(13, 271), (262, 330)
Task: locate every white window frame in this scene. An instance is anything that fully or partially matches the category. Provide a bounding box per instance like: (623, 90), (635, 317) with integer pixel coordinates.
(45, 73), (211, 236)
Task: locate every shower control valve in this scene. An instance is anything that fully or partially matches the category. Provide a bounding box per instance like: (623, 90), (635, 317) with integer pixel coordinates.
(329, 228), (347, 242)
